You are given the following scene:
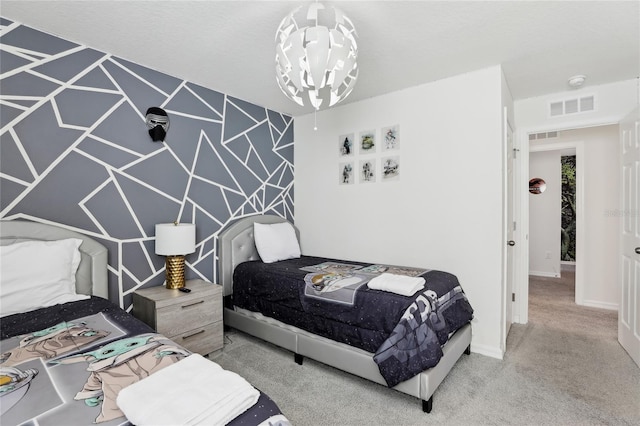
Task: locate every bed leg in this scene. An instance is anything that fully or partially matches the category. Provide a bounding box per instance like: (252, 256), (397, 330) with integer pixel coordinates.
(294, 353), (304, 365)
(422, 396), (433, 413)
(464, 344), (471, 355)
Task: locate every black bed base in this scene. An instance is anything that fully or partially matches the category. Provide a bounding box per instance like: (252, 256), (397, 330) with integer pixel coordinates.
(292, 344), (472, 413)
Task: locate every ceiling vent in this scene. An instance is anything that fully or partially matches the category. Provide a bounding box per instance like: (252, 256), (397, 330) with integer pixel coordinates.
(549, 95), (595, 117)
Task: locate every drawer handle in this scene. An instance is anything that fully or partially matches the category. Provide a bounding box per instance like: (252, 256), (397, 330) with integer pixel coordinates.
(181, 300), (205, 309)
(182, 329), (205, 339)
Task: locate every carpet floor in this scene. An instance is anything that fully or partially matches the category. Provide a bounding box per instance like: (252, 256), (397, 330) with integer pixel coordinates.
(211, 272), (640, 425)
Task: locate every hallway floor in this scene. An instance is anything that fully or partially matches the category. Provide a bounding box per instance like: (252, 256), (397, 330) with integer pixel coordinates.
(528, 267), (618, 344)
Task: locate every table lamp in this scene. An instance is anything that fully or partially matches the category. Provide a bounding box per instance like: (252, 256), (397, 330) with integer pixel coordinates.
(155, 222), (196, 289)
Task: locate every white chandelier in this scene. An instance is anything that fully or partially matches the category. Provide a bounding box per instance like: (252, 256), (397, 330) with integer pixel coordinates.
(275, 2), (359, 110)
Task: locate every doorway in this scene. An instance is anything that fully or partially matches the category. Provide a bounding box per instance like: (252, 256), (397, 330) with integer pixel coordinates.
(529, 142), (584, 303)
(518, 124), (621, 324)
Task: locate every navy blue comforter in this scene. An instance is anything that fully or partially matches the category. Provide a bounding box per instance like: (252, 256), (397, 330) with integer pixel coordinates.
(232, 256), (473, 387)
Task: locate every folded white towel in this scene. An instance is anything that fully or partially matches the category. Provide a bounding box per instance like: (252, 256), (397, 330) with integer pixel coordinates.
(367, 273), (426, 296)
(117, 354), (259, 426)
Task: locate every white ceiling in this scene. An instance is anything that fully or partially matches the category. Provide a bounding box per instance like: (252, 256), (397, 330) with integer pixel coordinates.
(2, 1), (638, 117)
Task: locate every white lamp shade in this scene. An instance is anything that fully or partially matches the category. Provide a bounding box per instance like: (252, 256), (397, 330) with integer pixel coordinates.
(155, 223), (196, 255)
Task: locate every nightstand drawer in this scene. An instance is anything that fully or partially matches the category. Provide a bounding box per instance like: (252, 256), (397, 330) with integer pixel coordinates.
(155, 296), (221, 337)
(132, 280), (224, 356)
(171, 322), (223, 355)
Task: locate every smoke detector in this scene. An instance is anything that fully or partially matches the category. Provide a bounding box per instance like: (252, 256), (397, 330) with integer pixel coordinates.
(568, 74), (586, 88)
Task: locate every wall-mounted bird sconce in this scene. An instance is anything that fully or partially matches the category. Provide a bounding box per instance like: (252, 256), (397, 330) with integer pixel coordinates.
(145, 107), (170, 142)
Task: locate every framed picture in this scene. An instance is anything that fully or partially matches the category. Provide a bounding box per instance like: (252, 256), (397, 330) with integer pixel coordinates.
(338, 133), (355, 157)
(381, 124), (400, 150)
(358, 130), (376, 154)
(381, 156), (400, 181)
(339, 162), (355, 185)
(359, 159), (376, 183)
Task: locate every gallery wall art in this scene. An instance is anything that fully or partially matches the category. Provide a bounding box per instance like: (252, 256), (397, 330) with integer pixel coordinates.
(338, 125), (400, 184)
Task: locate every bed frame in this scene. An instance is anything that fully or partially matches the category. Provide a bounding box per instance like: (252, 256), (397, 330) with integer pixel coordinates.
(218, 214), (472, 413)
(0, 220), (109, 298)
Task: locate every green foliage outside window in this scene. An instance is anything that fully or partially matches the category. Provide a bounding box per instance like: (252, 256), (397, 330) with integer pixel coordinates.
(561, 156), (576, 261)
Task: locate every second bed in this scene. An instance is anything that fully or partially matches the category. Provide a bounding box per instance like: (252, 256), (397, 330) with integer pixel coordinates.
(219, 214), (474, 413)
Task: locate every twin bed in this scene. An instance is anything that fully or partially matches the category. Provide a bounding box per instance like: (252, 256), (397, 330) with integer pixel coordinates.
(219, 214), (473, 413)
(0, 220), (289, 426)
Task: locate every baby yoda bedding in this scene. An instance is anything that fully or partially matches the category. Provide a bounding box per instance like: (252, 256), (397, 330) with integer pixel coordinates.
(0, 296), (289, 426)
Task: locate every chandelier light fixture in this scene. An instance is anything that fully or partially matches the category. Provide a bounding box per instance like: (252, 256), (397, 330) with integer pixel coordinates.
(275, 1), (359, 111)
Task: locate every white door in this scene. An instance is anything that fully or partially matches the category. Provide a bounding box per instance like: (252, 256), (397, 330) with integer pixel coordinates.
(619, 106), (640, 367)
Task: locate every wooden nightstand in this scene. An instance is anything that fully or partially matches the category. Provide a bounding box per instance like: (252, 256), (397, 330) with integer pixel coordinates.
(132, 279), (223, 355)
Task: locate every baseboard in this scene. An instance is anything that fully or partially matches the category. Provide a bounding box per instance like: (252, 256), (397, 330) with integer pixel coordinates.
(471, 343), (503, 360)
(580, 299), (618, 311)
(529, 271), (560, 278)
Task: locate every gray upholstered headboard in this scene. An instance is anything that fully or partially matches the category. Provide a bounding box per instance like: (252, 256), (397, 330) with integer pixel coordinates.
(218, 215), (300, 297)
(0, 220), (109, 299)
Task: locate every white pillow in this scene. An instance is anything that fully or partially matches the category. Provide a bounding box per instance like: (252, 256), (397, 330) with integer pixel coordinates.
(254, 222), (301, 263)
(0, 238), (89, 317)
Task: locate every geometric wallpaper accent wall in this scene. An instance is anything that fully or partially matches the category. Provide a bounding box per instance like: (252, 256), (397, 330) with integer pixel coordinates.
(0, 18), (294, 310)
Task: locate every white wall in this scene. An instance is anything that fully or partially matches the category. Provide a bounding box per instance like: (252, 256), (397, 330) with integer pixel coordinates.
(294, 66), (507, 358)
(530, 126), (620, 309)
(529, 151), (562, 277)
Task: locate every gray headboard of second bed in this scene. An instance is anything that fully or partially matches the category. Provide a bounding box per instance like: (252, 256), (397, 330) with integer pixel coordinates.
(217, 214), (300, 298)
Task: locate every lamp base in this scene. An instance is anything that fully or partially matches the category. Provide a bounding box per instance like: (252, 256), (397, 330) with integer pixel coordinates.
(165, 255), (186, 289)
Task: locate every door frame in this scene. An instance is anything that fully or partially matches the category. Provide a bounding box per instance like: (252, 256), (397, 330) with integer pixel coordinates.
(502, 108), (515, 350)
(515, 119), (618, 324)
